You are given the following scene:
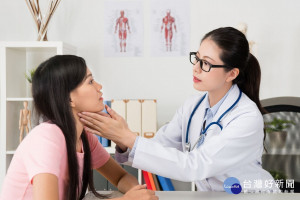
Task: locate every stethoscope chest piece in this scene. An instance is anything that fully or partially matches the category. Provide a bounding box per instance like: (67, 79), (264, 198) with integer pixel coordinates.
(185, 142), (191, 152)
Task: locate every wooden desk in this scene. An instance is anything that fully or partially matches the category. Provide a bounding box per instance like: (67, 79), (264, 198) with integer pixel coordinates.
(84, 191), (300, 200)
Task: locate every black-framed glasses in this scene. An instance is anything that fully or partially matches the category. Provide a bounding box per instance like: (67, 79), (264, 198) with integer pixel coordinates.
(189, 52), (231, 72)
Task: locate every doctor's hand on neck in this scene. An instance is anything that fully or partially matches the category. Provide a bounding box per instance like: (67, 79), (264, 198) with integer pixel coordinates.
(78, 105), (137, 150)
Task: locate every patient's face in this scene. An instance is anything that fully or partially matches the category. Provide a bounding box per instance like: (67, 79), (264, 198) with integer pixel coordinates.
(70, 68), (104, 113)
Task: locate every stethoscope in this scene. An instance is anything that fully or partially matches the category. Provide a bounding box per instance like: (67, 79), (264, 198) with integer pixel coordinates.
(185, 88), (242, 152)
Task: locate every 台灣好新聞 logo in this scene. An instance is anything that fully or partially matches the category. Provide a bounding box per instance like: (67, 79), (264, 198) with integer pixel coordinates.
(223, 177), (242, 194)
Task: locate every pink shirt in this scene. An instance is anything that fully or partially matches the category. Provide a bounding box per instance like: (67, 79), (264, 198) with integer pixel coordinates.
(0, 122), (110, 200)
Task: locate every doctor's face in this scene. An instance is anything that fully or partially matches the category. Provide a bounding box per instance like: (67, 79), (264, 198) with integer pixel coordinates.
(70, 68), (104, 113)
(192, 38), (232, 92)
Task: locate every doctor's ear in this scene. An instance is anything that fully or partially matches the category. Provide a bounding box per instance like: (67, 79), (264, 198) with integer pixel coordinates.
(226, 68), (239, 82)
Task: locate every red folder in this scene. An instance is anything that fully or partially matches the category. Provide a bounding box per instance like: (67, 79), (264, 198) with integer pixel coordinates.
(142, 170), (152, 190)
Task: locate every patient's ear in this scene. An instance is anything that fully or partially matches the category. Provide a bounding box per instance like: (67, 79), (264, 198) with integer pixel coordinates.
(69, 93), (76, 108)
(70, 98), (76, 108)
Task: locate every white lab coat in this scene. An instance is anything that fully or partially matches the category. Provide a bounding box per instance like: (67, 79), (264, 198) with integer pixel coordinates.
(116, 84), (278, 192)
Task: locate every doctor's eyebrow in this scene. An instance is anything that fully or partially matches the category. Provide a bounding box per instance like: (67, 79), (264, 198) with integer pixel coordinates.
(196, 51), (215, 62)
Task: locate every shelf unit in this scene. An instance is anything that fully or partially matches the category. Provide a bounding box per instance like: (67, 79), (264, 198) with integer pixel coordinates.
(0, 42), (143, 191)
(0, 41), (77, 189)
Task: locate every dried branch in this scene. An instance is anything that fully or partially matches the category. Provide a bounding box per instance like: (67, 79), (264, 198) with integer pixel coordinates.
(25, 0), (61, 41)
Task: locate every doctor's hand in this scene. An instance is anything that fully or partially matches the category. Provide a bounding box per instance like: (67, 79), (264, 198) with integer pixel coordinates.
(121, 184), (158, 200)
(78, 105), (137, 149)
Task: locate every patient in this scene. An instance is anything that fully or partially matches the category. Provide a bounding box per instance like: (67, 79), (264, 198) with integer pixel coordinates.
(0, 55), (158, 200)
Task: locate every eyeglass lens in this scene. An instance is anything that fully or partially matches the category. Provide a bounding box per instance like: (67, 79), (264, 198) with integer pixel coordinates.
(191, 54), (210, 72)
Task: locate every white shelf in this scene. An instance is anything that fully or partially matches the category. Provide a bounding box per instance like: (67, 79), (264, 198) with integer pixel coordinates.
(6, 151), (15, 155)
(0, 41), (75, 52)
(7, 98), (33, 101)
(0, 41), (77, 189)
(104, 147), (115, 154)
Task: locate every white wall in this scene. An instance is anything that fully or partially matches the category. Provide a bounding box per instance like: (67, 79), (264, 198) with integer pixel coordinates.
(1, 0), (300, 128)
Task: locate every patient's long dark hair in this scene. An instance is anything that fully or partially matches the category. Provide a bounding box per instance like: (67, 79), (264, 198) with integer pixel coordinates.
(32, 55), (106, 199)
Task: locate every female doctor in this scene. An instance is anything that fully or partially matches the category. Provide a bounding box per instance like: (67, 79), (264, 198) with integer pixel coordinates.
(78, 27), (278, 192)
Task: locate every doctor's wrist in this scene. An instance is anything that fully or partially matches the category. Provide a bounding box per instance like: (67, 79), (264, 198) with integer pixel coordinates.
(119, 130), (137, 149)
(116, 143), (128, 152)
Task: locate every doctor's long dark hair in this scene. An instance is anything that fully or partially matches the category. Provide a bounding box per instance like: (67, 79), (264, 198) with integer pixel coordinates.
(32, 55), (105, 199)
(201, 27), (266, 115)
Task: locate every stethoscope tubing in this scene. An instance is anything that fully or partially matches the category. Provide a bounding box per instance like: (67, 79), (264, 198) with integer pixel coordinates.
(185, 89), (242, 151)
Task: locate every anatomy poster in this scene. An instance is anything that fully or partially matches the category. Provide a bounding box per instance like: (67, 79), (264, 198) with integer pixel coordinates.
(150, 0), (190, 56)
(104, 0), (143, 57)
